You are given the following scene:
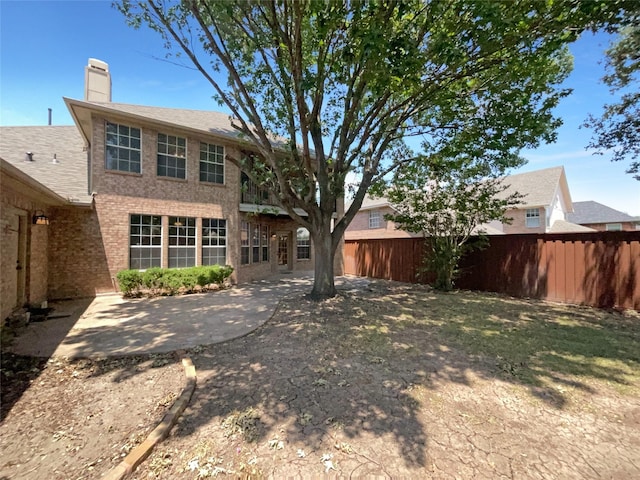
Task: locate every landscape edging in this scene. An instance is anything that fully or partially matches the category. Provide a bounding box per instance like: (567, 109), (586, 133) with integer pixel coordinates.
(102, 354), (196, 480)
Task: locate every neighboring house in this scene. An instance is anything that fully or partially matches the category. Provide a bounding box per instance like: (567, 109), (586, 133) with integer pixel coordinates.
(344, 195), (504, 240)
(1, 58), (342, 319)
(567, 201), (640, 231)
(345, 166), (591, 240)
(344, 195), (420, 240)
(494, 166), (593, 234)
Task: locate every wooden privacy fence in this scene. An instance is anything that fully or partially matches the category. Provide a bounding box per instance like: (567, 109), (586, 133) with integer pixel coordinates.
(344, 232), (640, 310)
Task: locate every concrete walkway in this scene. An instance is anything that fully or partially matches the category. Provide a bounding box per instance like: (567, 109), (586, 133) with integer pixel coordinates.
(9, 273), (370, 359)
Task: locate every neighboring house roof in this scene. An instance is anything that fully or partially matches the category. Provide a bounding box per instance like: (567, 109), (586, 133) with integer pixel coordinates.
(566, 200), (638, 225)
(0, 125), (92, 205)
(472, 223), (505, 235)
(346, 194), (393, 211)
(350, 166), (572, 213)
(548, 219), (596, 233)
(497, 166), (572, 210)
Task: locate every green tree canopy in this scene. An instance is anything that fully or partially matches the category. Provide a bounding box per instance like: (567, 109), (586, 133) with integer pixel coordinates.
(384, 155), (523, 291)
(118, 0), (634, 297)
(586, 13), (640, 179)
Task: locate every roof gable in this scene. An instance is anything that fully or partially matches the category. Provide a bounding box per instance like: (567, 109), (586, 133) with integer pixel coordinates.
(497, 166), (572, 210)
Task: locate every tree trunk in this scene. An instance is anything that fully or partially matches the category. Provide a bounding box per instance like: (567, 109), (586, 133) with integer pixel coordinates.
(310, 227), (337, 299)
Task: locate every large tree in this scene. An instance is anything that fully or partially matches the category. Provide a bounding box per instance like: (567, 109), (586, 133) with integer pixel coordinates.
(585, 13), (640, 179)
(118, 0), (632, 298)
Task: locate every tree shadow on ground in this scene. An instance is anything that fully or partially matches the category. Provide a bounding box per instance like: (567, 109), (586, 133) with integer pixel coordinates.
(4, 277), (638, 471)
(1, 297), (94, 422)
(170, 281), (639, 471)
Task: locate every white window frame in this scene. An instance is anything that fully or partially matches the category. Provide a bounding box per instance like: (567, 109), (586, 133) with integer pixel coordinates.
(525, 208), (540, 228)
(240, 221), (250, 265)
(129, 214), (161, 270)
(202, 218), (227, 266)
(369, 210), (381, 229)
(606, 223), (622, 231)
(168, 216), (196, 268)
(199, 142), (225, 184)
(297, 227), (311, 260)
(106, 122), (141, 173)
(157, 133), (187, 179)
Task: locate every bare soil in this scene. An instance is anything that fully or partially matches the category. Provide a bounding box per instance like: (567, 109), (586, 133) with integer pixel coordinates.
(1, 280), (639, 479)
(0, 353), (183, 479)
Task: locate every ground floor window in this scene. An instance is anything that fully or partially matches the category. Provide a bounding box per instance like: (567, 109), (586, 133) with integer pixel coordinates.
(129, 214), (162, 269)
(168, 216), (196, 268)
(202, 218), (226, 265)
(262, 225), (270, 262)
(252, 224), (261, 263)
(241, 221), (270, 266)
(241, 221), (250, 265)
(297, 227), (311, 260)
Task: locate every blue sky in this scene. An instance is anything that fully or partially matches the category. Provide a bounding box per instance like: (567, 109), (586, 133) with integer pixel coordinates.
(1, 0), (638, 215)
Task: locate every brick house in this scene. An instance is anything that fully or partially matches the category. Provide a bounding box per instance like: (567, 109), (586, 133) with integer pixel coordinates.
(1, 59), (342, 319)
(567, 201), (640, 231)
(497, 166), (593, 234)
(345, 166), (590, 240)
(344, 195), (421, 240)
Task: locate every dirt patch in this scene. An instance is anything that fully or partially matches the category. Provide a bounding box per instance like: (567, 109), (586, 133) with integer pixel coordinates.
(2, 281), (639, 479)
(0, 353), (183, 479)
(129, 282), (640, 479)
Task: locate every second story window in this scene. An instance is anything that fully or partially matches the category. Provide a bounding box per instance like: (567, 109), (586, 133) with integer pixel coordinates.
(106, 122), (141, 173)
(525, 208), (540, 228)
(369, 210), (381, 229)
(157, 134), (186, 179)
(200, 143), (224, 184)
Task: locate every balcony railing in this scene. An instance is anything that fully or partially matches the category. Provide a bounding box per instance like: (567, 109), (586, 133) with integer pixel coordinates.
(240, 173), (278, 205)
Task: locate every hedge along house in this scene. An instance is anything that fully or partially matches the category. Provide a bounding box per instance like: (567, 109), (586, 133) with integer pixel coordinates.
(1, 59), (343, 319)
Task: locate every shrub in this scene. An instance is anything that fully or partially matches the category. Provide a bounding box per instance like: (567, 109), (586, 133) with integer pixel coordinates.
(160, 269), (184, 294)
(142, 267), (164, 290)
(116, 265), (234, 297)
(116, 270), (143, 296)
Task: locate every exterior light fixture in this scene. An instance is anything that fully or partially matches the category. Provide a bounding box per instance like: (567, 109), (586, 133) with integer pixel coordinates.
(32, 210), (50, 225)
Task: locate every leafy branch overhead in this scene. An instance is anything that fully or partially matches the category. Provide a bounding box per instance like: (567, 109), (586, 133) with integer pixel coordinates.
(585, 13), (640, 179)
(117, 0), (635, 297)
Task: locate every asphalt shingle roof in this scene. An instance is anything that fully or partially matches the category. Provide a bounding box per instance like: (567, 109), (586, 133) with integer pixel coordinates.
(567, 200), (638, 224)
(0, 125), (91, 204)
(548, 219), (596, 233)
(88, 101), (241, 140)
(497, 166), (565, 208)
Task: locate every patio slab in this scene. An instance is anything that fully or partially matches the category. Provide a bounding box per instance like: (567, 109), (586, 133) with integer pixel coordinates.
(8, 273), (369, 359)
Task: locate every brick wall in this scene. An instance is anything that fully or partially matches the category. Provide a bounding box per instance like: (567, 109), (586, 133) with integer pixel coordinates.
(503, 207), (546, 234)
(345, 206), (417, 240)
(1, 175), (52, 319)
(582, 222), (639, 232)
(36, 113), (349, 298)
(48, 205), (113, 299)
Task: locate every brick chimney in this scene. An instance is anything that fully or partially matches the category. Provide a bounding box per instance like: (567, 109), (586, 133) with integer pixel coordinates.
(84, 58), (111, 102)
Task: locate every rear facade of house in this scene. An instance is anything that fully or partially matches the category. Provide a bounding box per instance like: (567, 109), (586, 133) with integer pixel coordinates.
(1, 59), (342, 320)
